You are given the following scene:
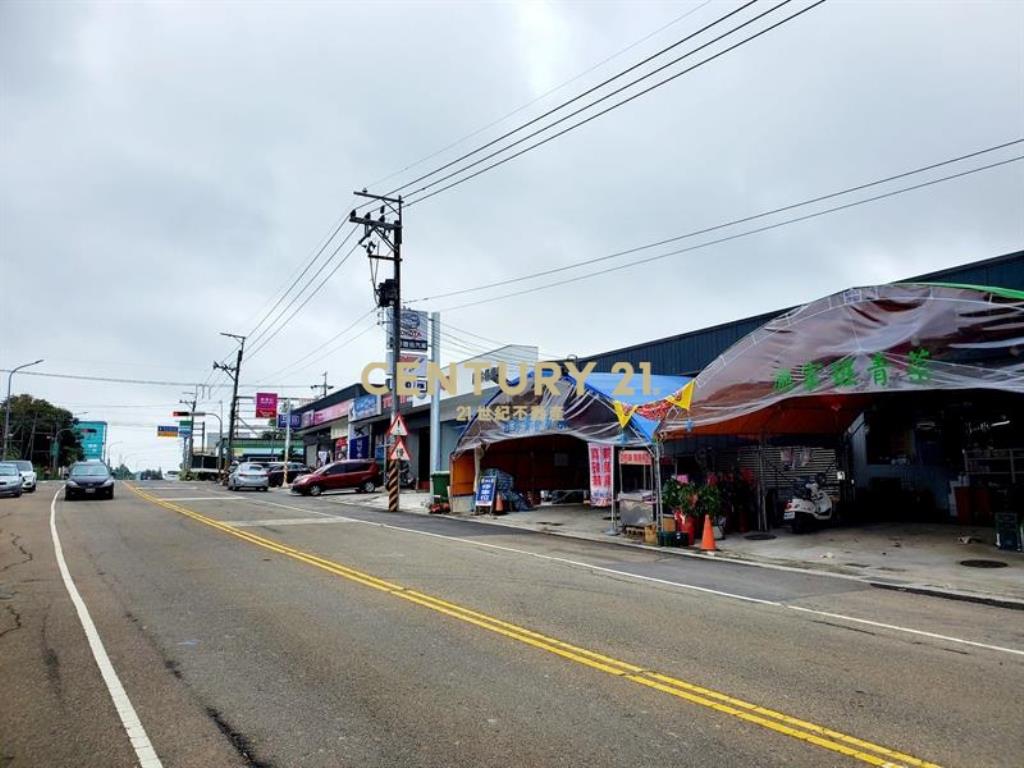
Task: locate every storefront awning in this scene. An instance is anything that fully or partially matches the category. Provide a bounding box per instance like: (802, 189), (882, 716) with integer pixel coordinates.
(660, 282), (1024, 438)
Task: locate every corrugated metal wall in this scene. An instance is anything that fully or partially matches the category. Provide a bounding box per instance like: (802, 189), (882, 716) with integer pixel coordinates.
(578, 250), (1024, 375)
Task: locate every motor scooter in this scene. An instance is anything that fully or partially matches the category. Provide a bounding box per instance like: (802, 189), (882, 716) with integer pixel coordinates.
(783, 474), (835, 532)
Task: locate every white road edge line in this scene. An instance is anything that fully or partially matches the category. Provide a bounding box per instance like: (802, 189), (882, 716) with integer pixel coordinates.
(161, 490), (1024, 658)
(49, 487), (164, 768)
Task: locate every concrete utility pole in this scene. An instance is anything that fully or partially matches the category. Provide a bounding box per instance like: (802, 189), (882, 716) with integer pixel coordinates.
(179, 388), (198, 478)
(429, 311), (441, 473)
(214, 333), (246, 482)
(350, 190), (402, 513)
(311, 372), (332, 399)
(3, 359), (43, 460)
(282, 399), (292, 488)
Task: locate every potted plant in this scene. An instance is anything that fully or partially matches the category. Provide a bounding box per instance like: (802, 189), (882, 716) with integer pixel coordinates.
(662, 478), (699, 543)
(697, 483), (724, 539)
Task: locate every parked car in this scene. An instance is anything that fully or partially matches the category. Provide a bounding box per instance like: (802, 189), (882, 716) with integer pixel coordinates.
(0, 463), (24, 498)
(290, 460), (380, 496)
(11, 460), (37, 493)
(267, 462), (311, 487)
(65, 461), (115, 500)
(228, 462), (269, 492)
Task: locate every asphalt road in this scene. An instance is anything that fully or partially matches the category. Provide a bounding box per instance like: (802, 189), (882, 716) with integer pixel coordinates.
(1, 480), (1021, 768)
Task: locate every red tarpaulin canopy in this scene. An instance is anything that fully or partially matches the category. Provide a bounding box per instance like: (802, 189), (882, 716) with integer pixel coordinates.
(660, 282), (1024, 439)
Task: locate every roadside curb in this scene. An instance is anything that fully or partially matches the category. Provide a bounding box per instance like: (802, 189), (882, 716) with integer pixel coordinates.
(325, 495), (1024, 611)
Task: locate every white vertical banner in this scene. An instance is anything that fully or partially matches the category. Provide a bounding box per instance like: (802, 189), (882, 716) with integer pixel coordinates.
(588, 443), (613, 508)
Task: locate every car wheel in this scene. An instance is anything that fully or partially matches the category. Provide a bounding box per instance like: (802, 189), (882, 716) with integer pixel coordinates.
(15, 490), (22, 498)
(308, 484), (323, 497)
(26, 487), (35, 494)
(260, 486), (268, 492)
(361, 480), (375, 494)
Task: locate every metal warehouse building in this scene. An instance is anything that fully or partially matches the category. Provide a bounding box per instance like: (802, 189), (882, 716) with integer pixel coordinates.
(577, 249), (1024, 376)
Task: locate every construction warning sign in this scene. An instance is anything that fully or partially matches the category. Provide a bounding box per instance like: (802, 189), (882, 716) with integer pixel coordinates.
(388, 413), (408, 437)
(389, 437), (410, 462)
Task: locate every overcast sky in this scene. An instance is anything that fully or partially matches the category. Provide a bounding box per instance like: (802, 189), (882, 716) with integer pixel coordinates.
(2, 0), (1022, 470)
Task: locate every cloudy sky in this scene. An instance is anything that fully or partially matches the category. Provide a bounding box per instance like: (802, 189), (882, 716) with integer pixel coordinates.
(2, 0), (1022, 470)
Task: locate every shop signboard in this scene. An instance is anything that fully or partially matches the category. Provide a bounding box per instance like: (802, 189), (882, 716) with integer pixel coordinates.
(386, 307), (429, 351)
(350, 394), (381, 421)
(277, 412), (302, 430)
(255, 392), (279, 419)
(475, 475), (497, 509)
(349, 435), (371, 460)
(620, 450), (652, 466)
(313, 399), (352, 425)
(588, 443), (613, 508)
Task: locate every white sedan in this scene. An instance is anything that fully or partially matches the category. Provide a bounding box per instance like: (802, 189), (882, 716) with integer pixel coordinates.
(12, 460), (37, 493)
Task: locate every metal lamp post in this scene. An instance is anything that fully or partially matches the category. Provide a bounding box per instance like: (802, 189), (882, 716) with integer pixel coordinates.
(3, 359), (44, 459)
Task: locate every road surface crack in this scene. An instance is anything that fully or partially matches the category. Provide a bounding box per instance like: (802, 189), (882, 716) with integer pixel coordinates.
(0, 603), (22, 639)
(205, 706), (275, 768)
(0, 532), (33, 573)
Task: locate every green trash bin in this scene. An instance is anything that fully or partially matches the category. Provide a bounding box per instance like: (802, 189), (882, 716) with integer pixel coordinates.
(431, 471), (451, 502)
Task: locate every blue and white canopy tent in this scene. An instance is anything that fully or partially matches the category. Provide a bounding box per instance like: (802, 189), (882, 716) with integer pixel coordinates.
(454, 370), (693, 453)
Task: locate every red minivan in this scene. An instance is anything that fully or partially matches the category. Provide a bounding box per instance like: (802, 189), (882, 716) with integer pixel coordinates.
(291, 460), (380, 496)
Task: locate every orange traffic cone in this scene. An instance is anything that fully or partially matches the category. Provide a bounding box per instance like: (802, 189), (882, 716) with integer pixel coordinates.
(495, 493), (505, 514)
(699, 514), (717, 553)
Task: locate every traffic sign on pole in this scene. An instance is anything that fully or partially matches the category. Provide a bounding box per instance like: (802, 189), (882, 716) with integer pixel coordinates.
(389, 437), (410, 462)
(387, 413), (408, 438)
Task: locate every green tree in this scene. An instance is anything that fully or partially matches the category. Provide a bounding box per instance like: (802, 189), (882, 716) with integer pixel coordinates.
(1, 394), (83, 469)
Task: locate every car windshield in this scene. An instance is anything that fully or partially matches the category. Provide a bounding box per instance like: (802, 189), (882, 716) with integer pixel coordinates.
(71, 464), (109, 477)
(0, 464), (18, 476)
(14, 461), (32, 471)
(240, 464), (265, 472)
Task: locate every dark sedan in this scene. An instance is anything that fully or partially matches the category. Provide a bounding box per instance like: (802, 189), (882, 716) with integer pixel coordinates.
(65, 461), (115, 500)
(267, 462), (311, 487)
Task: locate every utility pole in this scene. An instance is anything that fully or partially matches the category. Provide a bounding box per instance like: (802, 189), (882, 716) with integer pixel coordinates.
(282, 398), (292, 488)
(311, 372), (332, 399)
(429, 311), (441, 473)
(350, 190), (402, 513)
(214, 333), (246, 482)
(180, 387), (198, 479)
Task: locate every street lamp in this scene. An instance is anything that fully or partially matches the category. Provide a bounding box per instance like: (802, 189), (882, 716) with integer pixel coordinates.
(105, 441), (125, 465)
(3, 358), (44, 459)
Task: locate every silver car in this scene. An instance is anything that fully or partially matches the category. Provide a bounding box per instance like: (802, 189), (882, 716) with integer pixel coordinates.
(0, 463), (24, 498)
(227, 462), (269, 492)
(12, 460), (37, 493)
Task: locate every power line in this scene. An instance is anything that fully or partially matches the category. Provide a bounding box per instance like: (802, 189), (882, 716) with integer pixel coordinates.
(258, 317), (379, 384)
(247, 225), (358, 350)
(247, 215), (354, 341)
(411, 139), (1024, 303)
(0, 369), (318, 389)
(364, 0), (722, 193)
(406, 0), (827, 207)
(434, 154), (1024, 312)
(246, 236), (362, 359)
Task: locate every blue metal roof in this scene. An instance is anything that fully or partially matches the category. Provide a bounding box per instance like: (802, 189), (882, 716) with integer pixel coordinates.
(578, 250), (1024, 375)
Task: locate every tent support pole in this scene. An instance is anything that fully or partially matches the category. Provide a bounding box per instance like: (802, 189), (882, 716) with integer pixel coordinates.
(653, 441), (663, 533)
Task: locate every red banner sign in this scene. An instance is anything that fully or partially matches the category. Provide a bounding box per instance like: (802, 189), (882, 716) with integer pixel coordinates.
(255, 392), (279, 419)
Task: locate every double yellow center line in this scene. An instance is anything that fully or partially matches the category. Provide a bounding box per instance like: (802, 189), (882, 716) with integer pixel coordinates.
(127, 485), (942, 768)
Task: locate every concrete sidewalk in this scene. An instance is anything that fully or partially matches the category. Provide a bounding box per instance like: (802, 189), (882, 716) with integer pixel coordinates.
(330, 490), (1024, 607)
